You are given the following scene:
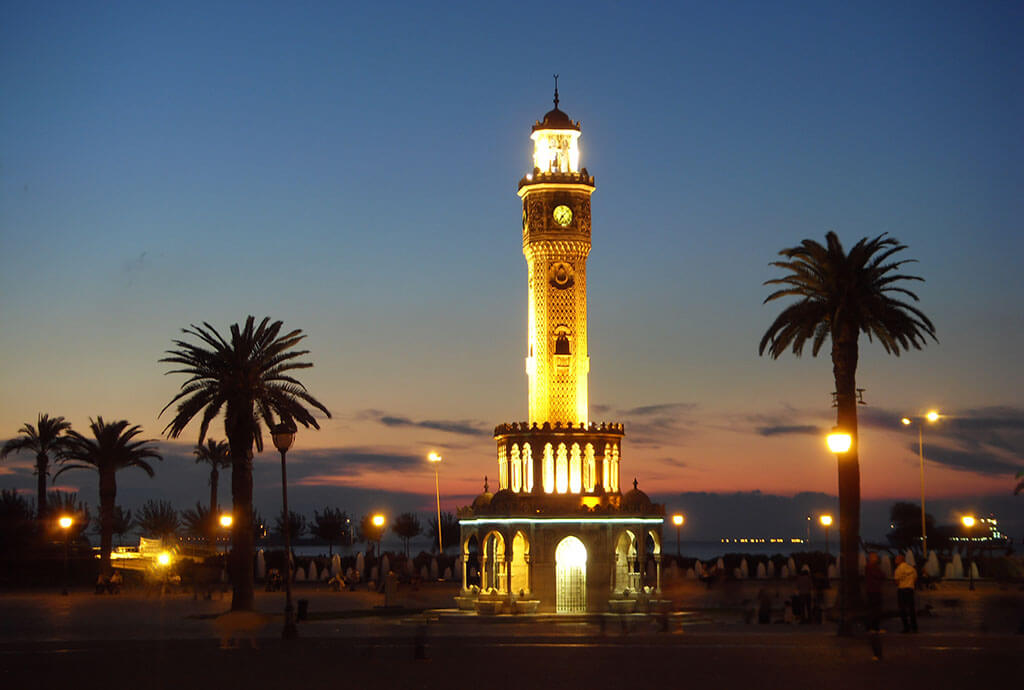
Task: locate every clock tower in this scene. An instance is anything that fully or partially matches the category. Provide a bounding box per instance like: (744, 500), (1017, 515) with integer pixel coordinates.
(518, 84), (595, 426)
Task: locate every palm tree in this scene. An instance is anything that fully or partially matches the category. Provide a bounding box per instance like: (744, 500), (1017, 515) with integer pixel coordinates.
(160, 316), (331, 611)
(759, 231), (936, 628)
(56, 418), (162, 575)
(1, 414), (72, 519)
(194, 439), (230, 517)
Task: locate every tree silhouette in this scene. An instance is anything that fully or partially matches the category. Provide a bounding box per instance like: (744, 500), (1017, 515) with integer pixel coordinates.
(1, 414), (72, 519)
(358, 513), (386, 549)
(56, 418), (161, 575)
(194, 439), (230, 517)
(310, 507), (349, 556)
(47, 490), (91, 542)
(136, 499), (180, 542)
(886, 501), (935, 554)
(392, 512), (422, 558)
(760, 231), (936, 622)
(0, 490), (37, 558)
(274, 510), (307, 543)
(426, 511), (459, 553)
(181, 501), (213, 538)
(110, 505), (133, 547)
(161, 316), (331, 611)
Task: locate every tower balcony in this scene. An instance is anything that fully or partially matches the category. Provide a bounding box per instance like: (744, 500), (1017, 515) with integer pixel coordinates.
(518, 168), (594, 191)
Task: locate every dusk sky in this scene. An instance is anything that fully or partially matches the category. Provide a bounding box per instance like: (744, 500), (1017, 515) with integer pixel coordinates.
(2, 2), (1022, 541)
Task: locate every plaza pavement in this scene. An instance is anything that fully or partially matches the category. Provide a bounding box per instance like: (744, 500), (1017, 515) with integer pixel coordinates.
(0, 580), (1019, 689)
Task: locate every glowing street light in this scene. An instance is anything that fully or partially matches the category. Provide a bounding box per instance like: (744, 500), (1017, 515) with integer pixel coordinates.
(371, 513), (386, 560)
(826, 429), (852, 454)
(819, 514), (833, 556)
(219, 514), (233, 529)
(902, 410), (941, 558)
(961, 515), (976, 591)
(671, 514), (684, 558)
(428, 452), (444, 558)
(58, 515), (73, 595)
(156, 551), (171, 567)
(271, 419), (298, 640)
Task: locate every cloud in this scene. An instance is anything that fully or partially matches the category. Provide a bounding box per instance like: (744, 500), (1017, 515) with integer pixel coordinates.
(621, 403), (697, 417)
(358, 409), (489, 437)
(910, 443), (1022, 477)
(756, 424), (819, 437)
(266, 447), (423, 483)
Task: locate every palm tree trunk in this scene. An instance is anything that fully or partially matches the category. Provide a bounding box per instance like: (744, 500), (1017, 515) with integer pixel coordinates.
(36, 453), (48, 519)
(99, 469), (116, 576)
(228, 432), (255, 611)
(832, 333), (862, 632)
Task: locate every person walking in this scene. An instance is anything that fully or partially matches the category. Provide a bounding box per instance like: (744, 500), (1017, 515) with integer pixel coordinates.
(894, 555), (918, 633)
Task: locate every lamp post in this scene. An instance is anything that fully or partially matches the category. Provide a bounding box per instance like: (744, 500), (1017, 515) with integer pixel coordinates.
(819, 514), (833, 557)
(371, 513), (385, 561)
(671, 514), (684, 559)
(58, 515), (73, 595)
(271, 420), (298, 640)
(961, 516), (976, 591)
(901, 411), (940, 559)
(428, 452), (444, 558)
(219, 513), (233, 565)
(825, 428), (852, 633)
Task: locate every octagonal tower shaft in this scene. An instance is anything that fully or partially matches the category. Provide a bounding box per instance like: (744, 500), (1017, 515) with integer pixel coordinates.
(518, 123), (595, 426)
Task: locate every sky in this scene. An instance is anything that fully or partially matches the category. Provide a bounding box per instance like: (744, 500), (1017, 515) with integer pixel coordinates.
(1, 1), (1022, 542)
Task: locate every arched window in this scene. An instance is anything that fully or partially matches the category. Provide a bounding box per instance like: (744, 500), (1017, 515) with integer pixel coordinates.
(498, 445), (508, 490)
(602, 444), (611, 491)
(556, 443), (568, 494)
(511, 444), (522, 493)
(569, 443), (582, 493)
(543, 443), (555, 494)
(584, 443), (595, 492)
(555, 335), (570, 355)
(610, 444), (620, 492)
(523, 443), (534, 492)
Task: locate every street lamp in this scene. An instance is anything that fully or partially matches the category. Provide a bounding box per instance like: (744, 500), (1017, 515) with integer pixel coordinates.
(671, 514), (684, 559)
(819, 514), (833, 556)
(271, 419), (298, 640)
(219, 513), (233, 562)
(902, 410), (940, 559)
(825, 427), (852, 634)
(58, 515), (73, 595)
(371, 513), (385, 561)
(961, 516), (976, 591)
(428, 452), (444, 558)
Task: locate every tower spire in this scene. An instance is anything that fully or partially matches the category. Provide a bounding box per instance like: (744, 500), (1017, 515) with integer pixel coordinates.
(553, 73), (559, 109)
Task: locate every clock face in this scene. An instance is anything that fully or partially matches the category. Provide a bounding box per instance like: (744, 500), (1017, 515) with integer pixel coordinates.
(552, 204), (573, 227)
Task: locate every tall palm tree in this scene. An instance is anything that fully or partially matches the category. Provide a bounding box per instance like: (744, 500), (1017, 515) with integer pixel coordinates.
(194, 439), (230, 518)
(759, 231), (935, 628)
(1, 414), (72, 519)
(56, 418), (161, 574)
(161, 316), (331, 611)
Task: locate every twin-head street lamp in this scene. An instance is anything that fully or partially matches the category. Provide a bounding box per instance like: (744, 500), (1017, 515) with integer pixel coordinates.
(58, 515), (73, 595)
(819, 514), (833, 556)
(671, 514), (684, 558)
(428, 452), (444, 557)
(902, 410), (941, 558)
(271, 420), (298, 640)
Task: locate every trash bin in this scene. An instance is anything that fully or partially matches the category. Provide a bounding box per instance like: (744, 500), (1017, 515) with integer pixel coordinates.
(297, 599), (309, 621)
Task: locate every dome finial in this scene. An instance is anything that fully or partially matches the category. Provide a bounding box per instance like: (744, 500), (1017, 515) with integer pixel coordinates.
(633, 477), (638, 490)
(553, 73), (560, 109)
(484, 476), (489, 493)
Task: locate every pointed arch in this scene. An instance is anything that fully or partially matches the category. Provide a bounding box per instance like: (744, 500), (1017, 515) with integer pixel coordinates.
(555, 443), (569, 494)
(542, 443), (554, 494)
(569, 443), (582, 493)
(510, 443), (522, 493)
(523, 443), (534, 492)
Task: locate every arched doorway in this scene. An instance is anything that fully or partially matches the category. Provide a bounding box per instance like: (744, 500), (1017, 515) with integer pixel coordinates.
(614, 530), (638, 593)
(481, 531), (506, 592)
(510, 531), (530, 594)
(555, 536), (587, 613)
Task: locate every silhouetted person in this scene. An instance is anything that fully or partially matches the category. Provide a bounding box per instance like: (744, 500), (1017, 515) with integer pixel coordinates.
(894, 555), (918, 633)
(796, 565), (813, 623)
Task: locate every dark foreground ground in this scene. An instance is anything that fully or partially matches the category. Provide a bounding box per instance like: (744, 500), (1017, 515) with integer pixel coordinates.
(0, 581), (1020, 689)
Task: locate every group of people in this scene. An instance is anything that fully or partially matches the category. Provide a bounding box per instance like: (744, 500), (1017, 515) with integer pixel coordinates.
(864, 552), (919, 633)
(94, 570), (124, 594)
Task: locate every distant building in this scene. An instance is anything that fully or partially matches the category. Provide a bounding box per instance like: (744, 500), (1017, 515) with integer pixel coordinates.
(458, 89), (664, 614)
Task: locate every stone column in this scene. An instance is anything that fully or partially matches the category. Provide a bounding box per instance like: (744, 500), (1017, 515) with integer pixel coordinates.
(655, 553), (662, 593)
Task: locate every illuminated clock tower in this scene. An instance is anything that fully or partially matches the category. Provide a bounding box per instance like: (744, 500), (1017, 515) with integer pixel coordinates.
(458, 87), (664, 614)
(519, 85), (595, 426)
